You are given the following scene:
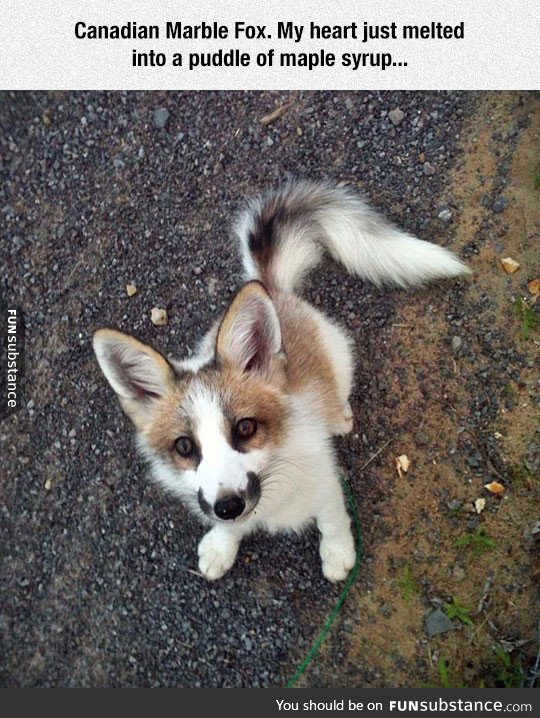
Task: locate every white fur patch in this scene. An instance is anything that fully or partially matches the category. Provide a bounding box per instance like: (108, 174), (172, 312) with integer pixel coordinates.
(184, 384), (262, 506)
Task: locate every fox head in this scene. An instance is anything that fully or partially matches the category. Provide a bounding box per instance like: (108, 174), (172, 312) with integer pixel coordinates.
(93, 282), (290, 523)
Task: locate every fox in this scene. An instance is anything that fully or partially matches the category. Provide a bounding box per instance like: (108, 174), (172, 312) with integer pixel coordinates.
(93, 180), (470, 582)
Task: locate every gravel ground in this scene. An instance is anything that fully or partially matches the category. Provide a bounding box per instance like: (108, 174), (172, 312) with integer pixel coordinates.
(0, 91), (536, 688)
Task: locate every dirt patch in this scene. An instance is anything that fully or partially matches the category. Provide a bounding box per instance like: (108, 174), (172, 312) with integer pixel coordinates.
(304, 92), (539, 688)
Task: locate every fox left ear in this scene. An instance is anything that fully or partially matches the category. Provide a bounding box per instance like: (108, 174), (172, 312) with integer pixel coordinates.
(216, 281), (282, 376)
(93, 329), (176, 427)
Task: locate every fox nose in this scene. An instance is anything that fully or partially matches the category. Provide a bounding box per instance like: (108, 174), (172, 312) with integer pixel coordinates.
(214, 494), (245, 520)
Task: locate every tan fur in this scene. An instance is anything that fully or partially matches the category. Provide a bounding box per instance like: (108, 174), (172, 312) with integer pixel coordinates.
(142, 368), (288, 460)
(219, 369), (289, 450)
(143, 388), (198, 469)
(273, 293), (345, 430)
(216, 282), (345, 431)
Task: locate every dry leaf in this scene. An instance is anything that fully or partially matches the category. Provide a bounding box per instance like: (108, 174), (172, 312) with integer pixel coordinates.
(528, 278), (540, 296)
(475, 498), (486, 514)
(484, 481), (505, 494)
(126, 284), (138, 297)
(260, 104), (290, 126)
(500, 257), (520, 274)
(394, 454), (410, 478)
(150, 307), (168, 326)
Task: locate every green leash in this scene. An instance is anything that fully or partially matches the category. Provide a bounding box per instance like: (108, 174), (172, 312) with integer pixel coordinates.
(286, 478), (363, 688)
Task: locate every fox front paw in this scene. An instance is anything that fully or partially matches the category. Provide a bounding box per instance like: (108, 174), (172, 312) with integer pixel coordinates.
(319, 532), (356, 582)
(197, 529), (239, 581)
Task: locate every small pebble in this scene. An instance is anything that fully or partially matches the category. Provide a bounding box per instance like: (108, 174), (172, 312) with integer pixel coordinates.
(438, 208), (452, 222)
(424, 608), (454, 637)
(388, 108), (406, 126)
(492, 196), (508, 214)
(153, 108), (170, 129)
(500, 257), (520, 274)
(150, 307), (168, 326)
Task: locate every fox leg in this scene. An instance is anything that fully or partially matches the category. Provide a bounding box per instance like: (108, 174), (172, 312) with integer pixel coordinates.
(197, 525), (242, 580)
(316, 469), (356, 582)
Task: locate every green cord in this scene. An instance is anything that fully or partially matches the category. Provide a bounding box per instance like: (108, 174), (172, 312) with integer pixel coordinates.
(286, 478), (363, 688)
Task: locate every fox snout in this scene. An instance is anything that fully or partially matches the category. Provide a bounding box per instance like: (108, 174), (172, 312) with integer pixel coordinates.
(198, 471), (261, 521)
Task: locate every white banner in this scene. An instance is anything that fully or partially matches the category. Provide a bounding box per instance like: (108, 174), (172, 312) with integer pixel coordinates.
(0, 0), (537, 90)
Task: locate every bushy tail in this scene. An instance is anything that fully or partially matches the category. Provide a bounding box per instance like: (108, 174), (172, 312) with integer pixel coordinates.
(234, 180), (470, 292)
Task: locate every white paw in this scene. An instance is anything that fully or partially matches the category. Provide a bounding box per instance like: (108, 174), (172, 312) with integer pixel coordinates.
(320, 532), (356, 582)
(197, 529), (239, 581)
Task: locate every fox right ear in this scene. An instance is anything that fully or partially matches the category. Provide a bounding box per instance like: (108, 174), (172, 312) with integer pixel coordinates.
(216, 281), (282, 377)
(92, 329), (175, 427)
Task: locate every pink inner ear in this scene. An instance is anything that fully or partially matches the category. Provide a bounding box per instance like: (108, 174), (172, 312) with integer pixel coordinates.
(224, 293), (281, 374)
(244, 317), (271, 372)
(109, 346), (162, 401)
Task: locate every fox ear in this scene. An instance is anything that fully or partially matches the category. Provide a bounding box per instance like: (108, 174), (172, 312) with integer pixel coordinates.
(216, 282), (282, 376)
(93, 329), (175, 426)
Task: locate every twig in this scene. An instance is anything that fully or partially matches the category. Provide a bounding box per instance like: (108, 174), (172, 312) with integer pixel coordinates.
(260, 103), (291, 126)
(426, 645), (433, 670)
(360, 439), (392, 470)
(185, 568), (205, 579)
(468, 617), (489, 645)
(477, 576), (492, 614)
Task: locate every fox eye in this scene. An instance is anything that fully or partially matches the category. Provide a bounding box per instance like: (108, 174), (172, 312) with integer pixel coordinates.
(236, 418), (257, 439)
(175, 436), (194, 457)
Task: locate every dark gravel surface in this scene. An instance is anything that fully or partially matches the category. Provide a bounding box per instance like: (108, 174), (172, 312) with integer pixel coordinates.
(0, 91), (474, 687)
